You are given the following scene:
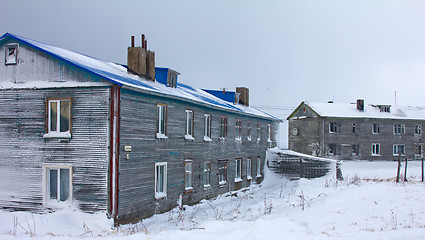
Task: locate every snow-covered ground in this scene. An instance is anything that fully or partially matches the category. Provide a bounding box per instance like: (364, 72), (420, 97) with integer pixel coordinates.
(2, 154), (425, 239)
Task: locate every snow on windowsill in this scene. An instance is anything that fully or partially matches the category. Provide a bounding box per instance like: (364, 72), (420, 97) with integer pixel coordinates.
(203, 136), (212, 142)
(247, 176), (252, 181)
(235, 137), (242, 143)
(218, 181), (227, 185)
(155, 192), (167, 199)
(43, 132), (72, 139)
(234, 178), (242, 183)
(184, 134), (195, 141)
(156, 133), (168, 139)
(256, 174), (262, 178)
(184, 187), (194, 193)
(203, 184), (211, 189)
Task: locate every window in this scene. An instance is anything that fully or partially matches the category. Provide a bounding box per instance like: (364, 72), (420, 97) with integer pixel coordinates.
(393, 124), (405, 135)
(235, 158), (242, 182)
(203, 162), (211, 187)
(256, 123), (261, 142)
(156, 104), (167, 138)
(167, 72), (177, 88)
(44, 98), (71, 138)
(44, 165), (72, 204)
(267, 123), (272, 142)
(246, 157), (252, 180)
(415, 125), (422, 135)
(155, 162), (167, 198)
(379, 105), (391, 113)
(235, 119), (242, 141)
(218, 160), (227, 185)
(184, 161), (193, 190)
(204, 114), (212, 141)
(393, 144), (405, 156)
(256, 157), (262, 177)
(219, 116), (227, 139)
(352, 144), (360, 156)
(414, 144), (423, 158)
(185, 109), (194, 140)
(352, 123), (356, 134)
(372, 123), (380, 134)
(372, 143), (381, 156)
(5, 43), (18, 65)
(329, 122), (338, 133)
(328, 144), (340, 156)
(247, 122), (252, 141)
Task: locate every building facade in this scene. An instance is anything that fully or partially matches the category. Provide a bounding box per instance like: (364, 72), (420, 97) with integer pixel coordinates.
(0, 33), (280, 225)
(287, 100), (425, 161)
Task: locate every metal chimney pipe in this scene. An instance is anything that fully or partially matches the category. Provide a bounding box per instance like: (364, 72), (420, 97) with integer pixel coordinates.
(131, 36), (135, 47)
(141, 34), (145, 49)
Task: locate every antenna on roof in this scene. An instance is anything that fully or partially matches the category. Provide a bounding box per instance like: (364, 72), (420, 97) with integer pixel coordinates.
(394, 91), (397, 106)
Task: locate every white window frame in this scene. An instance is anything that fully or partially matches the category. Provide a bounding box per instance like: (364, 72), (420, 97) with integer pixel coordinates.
(43, 98), (72, 139)
(155, 162), (167, 199)
(184, 160), (193, 191)
(246, 157), (252, 180)
(256, 157), (262, 178)
(372, 143), (381, 156)
(415, 124), (422, 135)
(267, 123), (272, 142)
(247, 122), (252, 141)
(235, 158), (242, 182)
(203, 162), (211, 188)
(156, 104), (168, 138)
(235, 119), (242, 142)
(5, 43), (18, 65)
(256, 123), (261, 142)
(204, 114), (212, 142)
(185, 109), (195, 140)
(329, 122), (338, 133)
(43, 164), (73, 207)
(218, 160), (227, 185)
(393, 144), (405, 156)
(393, 124), (405, 135)
(372, 123), (380, 134)
(352, 144), (360, 156)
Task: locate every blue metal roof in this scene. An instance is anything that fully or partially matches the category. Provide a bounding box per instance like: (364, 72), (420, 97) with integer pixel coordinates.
(0, 33), (281, 121)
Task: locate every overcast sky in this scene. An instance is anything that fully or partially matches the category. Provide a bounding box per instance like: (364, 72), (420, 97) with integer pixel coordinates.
(1, 0), (425, 113)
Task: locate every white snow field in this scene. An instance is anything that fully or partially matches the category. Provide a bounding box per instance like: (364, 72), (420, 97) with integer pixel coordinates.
(1, 150), (425, 240)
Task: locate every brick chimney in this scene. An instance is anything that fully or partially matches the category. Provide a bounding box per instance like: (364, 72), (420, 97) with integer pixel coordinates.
(127, 35), (155, 81)
(235, 87), (249, 106)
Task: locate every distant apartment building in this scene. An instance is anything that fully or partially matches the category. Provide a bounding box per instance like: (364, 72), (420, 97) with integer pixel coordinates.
(287, 100), (425, 160)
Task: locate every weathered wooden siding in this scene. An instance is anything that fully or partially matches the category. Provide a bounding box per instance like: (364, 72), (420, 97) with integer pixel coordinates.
(0, 87), (110, 212)
(117, 88), (276, 224)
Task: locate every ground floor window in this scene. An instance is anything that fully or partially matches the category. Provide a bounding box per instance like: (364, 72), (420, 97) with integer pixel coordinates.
(44, 165), (72, 204)
(185, 160), (193, 190)
(155, 162), (167, 199)
(393, 144), (405, 156)
(246, 158), (252, 180)
(235, 158), (242, 182)
(203, 162), (211, 187)
(256, 157), (262, 178)
(352, 144), (360, 156)
(415, 144), (424, 158)
(328, 144), (340, 156)
(372, 143), (381, 156)
(218, 160), (227, 185)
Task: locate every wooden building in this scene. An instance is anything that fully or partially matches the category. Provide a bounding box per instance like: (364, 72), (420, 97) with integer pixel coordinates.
(0, 33), (280, 225)
(287, 100), (425, 161)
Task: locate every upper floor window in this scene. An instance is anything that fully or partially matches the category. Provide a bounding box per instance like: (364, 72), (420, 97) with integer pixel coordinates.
(184, 160), (193, 191)
(372, 123), (380, 134)
(155, 162), (167, 199)
(156, 104), (167, 138)
(372, 143), (381, 156)
(247, 122), (252, 141)
(267, 123), (272, 142)
(393, 124), (405, 135)
(44, 98), (71, 138)
(329, 122), (339, 133)
(256, 123), (261, 142)
(393, 144), (405, 156)
(185, 109), (194, 140)
(235, 119), (242, 141)
(352, 123), (356, 134)
(5, 43), (18, 65)
(204, 114), (212, 141)
(415, 125), (422, 135)
(219, 116), (227, 139)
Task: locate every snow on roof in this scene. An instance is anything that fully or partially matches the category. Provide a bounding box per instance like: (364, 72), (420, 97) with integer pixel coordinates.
(304, 101), (425, 120)
(0, 33), (280, 121)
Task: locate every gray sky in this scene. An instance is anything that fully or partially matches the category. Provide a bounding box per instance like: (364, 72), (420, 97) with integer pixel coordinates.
(1, 0), (425, 112)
